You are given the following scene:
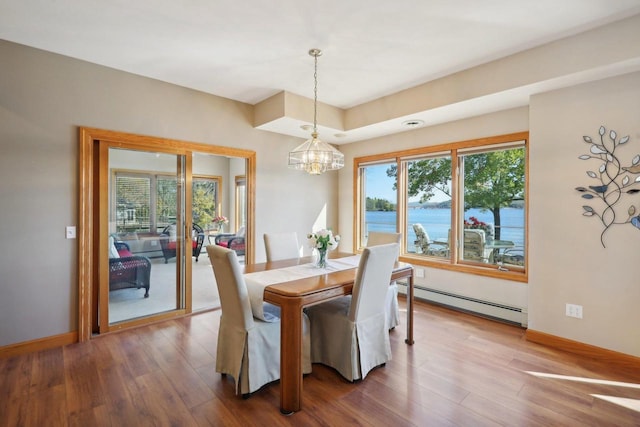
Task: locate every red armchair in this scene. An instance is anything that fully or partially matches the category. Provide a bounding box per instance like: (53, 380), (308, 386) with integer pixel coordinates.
(159, 223), (205, 263)
(214, 226), (245, 256)
(109, 240), (151, 298)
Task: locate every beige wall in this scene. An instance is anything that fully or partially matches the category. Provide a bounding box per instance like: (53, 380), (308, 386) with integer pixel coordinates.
(529, 72), (640, 357)
(0, 40), (338, 347)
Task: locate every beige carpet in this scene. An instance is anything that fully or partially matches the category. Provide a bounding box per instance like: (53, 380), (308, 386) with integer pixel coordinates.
(109, 251), (223, 324)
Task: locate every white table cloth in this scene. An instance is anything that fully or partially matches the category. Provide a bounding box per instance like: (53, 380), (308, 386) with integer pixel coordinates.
(244, 255), (361, 321)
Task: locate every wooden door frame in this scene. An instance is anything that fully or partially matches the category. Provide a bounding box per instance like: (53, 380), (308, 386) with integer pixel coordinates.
(78, 127), (256, 342)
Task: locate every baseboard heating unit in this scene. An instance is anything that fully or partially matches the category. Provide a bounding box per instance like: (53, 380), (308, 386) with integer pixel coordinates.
(398, 282), (527, 327)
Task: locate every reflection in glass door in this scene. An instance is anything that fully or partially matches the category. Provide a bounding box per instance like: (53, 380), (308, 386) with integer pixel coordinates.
(104, 148), (186, 326)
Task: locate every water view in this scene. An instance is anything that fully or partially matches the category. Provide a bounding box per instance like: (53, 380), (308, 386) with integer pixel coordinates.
(366, 207), (525, 250)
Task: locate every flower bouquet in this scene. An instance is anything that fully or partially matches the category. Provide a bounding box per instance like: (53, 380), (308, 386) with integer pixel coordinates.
(213, 215), (228, 231)
(307, 229), (340, 268)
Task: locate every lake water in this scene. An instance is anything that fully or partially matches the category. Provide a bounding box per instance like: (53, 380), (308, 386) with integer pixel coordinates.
(366, 208), (525, 248)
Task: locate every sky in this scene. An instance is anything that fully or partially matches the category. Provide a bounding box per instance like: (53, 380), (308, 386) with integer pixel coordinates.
(365, 164), (450, 203)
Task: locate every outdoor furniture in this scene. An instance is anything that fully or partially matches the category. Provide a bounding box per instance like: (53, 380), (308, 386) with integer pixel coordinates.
(496, 246), (525, 266)
(413, 223), (448, 256)
(215, 226), (246, 256)
(159, 223), (205, 263)
(463, 229), (490, 262)
(109, 238), (151, 298)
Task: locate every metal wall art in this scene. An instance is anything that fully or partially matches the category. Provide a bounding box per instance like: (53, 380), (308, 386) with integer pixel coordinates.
(576, 125), (639, 248)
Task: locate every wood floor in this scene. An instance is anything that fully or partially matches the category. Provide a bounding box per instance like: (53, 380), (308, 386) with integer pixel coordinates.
(2, 300), (639, 426)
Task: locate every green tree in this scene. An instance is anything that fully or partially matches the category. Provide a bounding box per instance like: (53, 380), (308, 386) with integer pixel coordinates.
(366, 197), (396, 211)
(387, 148), (525, 240)
(192, 181), (216, 229)
(463, 149), (525, 239)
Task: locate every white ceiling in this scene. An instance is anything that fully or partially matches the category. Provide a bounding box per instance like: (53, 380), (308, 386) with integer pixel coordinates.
(2, 0), (640, 143)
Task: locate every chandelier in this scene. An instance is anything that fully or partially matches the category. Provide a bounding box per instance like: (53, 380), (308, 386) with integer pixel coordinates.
(288, 48), (345, 175)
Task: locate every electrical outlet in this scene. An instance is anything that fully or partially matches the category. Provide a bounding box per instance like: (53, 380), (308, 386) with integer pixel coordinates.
(565, 303), (583, 319)
(414, 268), (424, 278)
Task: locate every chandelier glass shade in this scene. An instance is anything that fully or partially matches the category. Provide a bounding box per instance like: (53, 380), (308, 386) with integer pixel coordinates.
(288, 49), (345, 175)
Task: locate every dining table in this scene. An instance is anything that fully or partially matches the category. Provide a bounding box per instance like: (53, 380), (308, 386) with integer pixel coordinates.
(242, 252), (414, 414)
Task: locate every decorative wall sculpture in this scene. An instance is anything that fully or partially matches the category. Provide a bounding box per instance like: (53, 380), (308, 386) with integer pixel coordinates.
(576, 125), (639, 248)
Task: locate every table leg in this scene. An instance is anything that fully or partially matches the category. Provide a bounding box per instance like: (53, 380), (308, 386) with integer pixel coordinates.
(405, 274), (414, 345)
(279, 300), (303, 414)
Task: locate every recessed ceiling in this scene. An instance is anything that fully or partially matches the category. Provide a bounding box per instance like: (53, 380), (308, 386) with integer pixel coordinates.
(2, 0), (639, 143)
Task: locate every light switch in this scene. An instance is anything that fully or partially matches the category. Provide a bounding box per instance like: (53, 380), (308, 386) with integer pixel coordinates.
(66, 226), (76, 239)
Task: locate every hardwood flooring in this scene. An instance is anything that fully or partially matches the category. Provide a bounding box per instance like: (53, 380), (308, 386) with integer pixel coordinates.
(1, 300), (639, 426)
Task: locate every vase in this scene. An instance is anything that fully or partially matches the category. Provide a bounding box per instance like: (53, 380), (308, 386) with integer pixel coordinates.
(315, 248), (327, 269)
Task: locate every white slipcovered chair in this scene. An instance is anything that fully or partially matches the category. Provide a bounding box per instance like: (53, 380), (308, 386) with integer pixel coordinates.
(207, 244), (312, 396)
(366, 231), (402, 330)
(263, 232), (300, 262)
(306, 243), (398, 382)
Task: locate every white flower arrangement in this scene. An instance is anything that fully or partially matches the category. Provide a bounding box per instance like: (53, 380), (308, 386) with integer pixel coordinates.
(307, 228), (340, 252)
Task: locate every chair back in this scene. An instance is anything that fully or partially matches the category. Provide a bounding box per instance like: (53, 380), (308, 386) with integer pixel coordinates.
(463, 229), (486, 261)
(349, 243), (398, 321)
(207, 245), (255, 329)
(412, 223), (431, 253)
(366, 231), (401, 260)
(263, 232), (300, 262)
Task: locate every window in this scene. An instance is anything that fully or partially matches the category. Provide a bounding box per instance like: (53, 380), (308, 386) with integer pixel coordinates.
(114, 174), (152, 233)
(358, 162), (397, 248)
(235, 176), (246, 231)
(404, 153), (451, 258)
(355, 132), (527, 280)
(112, 172), (221, 233)
(192, 176), (220, 232)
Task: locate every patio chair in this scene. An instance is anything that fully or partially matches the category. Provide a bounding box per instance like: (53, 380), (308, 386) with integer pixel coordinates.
(215, 226), (246, 256)
(496, 246), (525, 266)
(462, 229), (490, 262)
(159, 223), (206, 263)
(109, 236), (151, 298)
(413, 223), (448, 256)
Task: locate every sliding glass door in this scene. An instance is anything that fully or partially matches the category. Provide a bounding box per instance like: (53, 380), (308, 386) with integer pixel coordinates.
(101, 146), (187, 329)
(78, 127), (255, 340)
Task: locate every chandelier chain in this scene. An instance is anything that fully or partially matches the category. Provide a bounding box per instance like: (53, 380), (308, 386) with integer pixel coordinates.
(313, 51), (318, 133)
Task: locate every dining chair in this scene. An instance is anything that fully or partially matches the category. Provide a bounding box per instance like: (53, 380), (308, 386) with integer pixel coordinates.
(306, 243), (398, 382)
(366, 231), (402, 330)
(206, 244), (312, 396)
(263, 231), (300, 262)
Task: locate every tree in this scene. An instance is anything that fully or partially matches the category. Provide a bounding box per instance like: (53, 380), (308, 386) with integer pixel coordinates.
(387, 148), (525, 240)
(462, 149), (525, 239)
(366, 197), (396, 211)
(192, 181), (216, 230)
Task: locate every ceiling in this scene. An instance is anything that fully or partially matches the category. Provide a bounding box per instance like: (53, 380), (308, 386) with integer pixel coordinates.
(2, 0), (640, 143)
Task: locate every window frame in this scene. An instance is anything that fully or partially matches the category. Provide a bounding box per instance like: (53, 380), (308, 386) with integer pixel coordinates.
(354, 132), (528, 282)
